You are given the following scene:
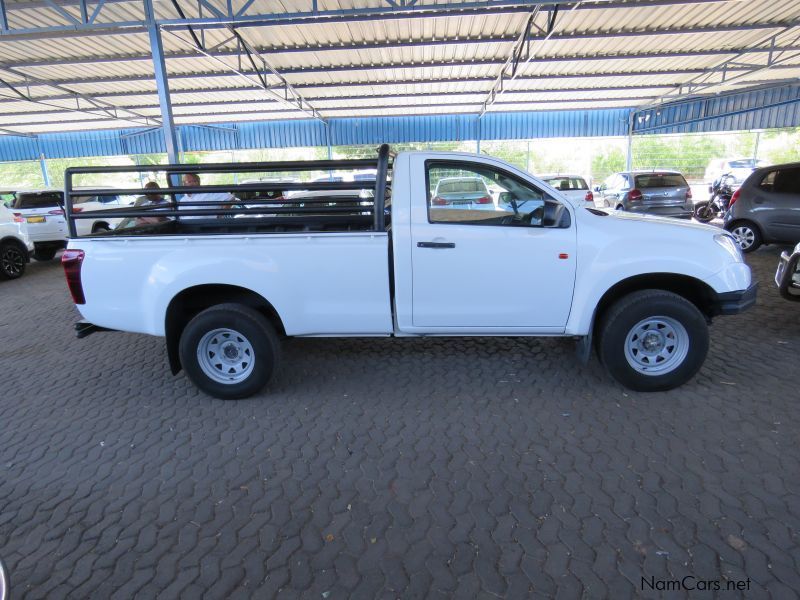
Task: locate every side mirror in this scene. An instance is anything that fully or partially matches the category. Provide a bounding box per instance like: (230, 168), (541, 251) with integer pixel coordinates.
(593, 185), (601, 193)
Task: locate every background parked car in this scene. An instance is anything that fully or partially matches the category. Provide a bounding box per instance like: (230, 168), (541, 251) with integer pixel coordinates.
(724, 161), (800, 252)
(0, 202), (33, 280)
(538, 174), (594, 205)
(431, 177), (494, 208)
(705, 157), (768, 185)
(594, 171), (693, 219)
(72, 191), (137, 236)
(9, 190), (68, 261)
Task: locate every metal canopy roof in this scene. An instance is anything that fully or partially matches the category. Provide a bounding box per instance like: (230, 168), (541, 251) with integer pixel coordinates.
(0, 0), (799, 136)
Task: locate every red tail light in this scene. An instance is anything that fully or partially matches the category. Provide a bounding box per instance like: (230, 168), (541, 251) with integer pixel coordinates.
(628, 189), (643, 202)
(686, 188), (693, 200)
(584, 191), (594, 202)
(12, 212), (23, 223)
(475, 195), (492, 204)
(48, 208), (64, 215)
(62, 249), (86, 305)
(72, 207), (83, 213)
(728, 188), (741, 208)
(432, 196), (446, 206)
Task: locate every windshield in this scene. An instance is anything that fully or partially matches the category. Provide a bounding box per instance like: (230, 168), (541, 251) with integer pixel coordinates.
(13, 192), (63, 209)
(634, 174), (688, 188)
(543, 177), (588, 191)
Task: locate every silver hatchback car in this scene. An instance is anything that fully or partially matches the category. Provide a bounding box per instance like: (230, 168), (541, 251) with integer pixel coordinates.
(724, 162), (800, 253)
(595, 171), (694, 219)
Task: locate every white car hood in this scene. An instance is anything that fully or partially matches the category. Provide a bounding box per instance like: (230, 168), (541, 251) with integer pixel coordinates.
(595, 207), (720, 234)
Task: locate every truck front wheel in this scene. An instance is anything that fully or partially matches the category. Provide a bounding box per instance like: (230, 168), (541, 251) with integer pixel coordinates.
(597, 290), (708, 392)
(179, 303), (281, 399)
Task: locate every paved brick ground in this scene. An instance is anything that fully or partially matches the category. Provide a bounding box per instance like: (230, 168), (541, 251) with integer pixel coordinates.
(0, 246), (798, 599)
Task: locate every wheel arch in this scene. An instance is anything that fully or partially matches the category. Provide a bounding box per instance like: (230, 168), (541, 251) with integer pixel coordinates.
(0, 236), (30, 261)
(592, 273), (718, 338)
(164, 284), (285, 374)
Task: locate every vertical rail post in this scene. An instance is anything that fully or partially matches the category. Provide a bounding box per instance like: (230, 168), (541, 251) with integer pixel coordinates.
(373, 144), (390, 232)
(144, 0), (179, 168)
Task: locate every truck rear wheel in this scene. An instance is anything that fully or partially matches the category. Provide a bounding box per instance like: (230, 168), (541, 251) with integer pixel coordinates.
(597, 290), (708, 392)
(179, 303), (280, 399)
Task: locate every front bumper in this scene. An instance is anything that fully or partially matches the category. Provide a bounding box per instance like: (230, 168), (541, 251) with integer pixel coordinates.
(775, 247), (800, 302)
(710, 282), (758, 315)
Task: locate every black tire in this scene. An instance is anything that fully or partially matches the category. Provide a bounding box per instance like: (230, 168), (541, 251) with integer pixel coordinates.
(32, 247), (58, 261)
(0, 241), (26, 280)
(179, 303), (281, 399)
(597, 290), (709, 392)
(615, 204), (625, 211)
(693, 201), (715, 223)
(727, 220), (762, 253)
(92, 222), (110, 233)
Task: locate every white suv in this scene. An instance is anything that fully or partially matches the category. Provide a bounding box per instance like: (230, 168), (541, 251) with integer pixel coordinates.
(8, 190), (67, 261)
(0, 203), (33, 280)
(9, 189), (134, 260)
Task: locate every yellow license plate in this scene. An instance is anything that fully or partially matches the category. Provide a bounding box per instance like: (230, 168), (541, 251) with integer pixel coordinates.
(26, 216), (45, 223)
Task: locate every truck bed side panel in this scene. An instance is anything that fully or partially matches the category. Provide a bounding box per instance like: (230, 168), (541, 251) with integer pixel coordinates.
(71, 232), (393, 336)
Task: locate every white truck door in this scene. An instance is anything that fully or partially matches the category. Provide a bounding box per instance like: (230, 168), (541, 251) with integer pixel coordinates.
(410, 156), (577, 329)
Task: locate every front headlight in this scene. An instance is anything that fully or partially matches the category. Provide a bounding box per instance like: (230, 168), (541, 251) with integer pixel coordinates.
(714, 233), (743, 263)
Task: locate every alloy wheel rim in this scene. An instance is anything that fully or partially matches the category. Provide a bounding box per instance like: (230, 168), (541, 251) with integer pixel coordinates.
(731, 226), (755, 250)
(197, 328), (255, 384)
(1, 247), (24, 276)
(623, 316), (689, 375)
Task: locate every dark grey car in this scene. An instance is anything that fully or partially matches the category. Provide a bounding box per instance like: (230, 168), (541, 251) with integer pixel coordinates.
(723, 162), (800, 253)
(595, 171), (693, 219)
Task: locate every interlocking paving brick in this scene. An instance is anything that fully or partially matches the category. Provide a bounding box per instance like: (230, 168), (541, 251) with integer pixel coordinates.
(0, 247), (799, 598)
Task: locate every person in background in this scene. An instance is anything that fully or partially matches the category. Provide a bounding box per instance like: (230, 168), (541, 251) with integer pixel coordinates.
(180, 173), (234, 219)
(133, 181), (170, 226)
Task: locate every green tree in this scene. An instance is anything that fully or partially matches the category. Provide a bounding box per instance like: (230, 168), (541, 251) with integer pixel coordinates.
(591, 147), (626, 181)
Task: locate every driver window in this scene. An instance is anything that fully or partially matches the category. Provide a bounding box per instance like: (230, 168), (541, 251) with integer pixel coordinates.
(427, 161), (567, 228)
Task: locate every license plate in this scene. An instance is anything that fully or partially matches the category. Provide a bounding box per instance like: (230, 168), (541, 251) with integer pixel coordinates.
(26, 216), (45, 223)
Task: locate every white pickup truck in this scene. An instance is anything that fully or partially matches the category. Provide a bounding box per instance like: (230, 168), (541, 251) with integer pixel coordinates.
(62, 146), (756, 399)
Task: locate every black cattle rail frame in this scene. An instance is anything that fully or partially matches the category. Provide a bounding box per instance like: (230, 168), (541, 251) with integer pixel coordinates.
(63, 144), (393, 238)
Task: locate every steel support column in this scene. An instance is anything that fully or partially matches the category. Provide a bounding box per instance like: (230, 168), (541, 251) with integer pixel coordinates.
(40, 153), (50, 187)
(626, 110), (634, 171)
(144, 0), (179, 164)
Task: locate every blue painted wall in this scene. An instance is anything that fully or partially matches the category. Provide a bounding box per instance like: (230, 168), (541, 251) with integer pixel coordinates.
(633, 84), (800, 134)
(1, 84), (798, 163)
(0, 108), (632, 162)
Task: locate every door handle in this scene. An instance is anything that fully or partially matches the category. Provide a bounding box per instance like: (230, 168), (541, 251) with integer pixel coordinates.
(417, 241), (455, 249)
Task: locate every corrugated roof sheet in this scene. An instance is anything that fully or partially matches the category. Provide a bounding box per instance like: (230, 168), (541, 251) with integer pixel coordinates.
(0, 0), (798, 146)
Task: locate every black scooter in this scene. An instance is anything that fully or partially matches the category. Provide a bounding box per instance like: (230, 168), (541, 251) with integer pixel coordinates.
(693, 174), (736, 223)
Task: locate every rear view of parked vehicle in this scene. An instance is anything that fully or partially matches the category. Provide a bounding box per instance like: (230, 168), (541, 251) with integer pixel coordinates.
(595, 171), (693, 219)
(0, 202), (33, 280)
(431, 177), (493, 208)
(9, 190), (67, 261)
(724, 162), (800, 252)
(539, 174), (594, 205)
